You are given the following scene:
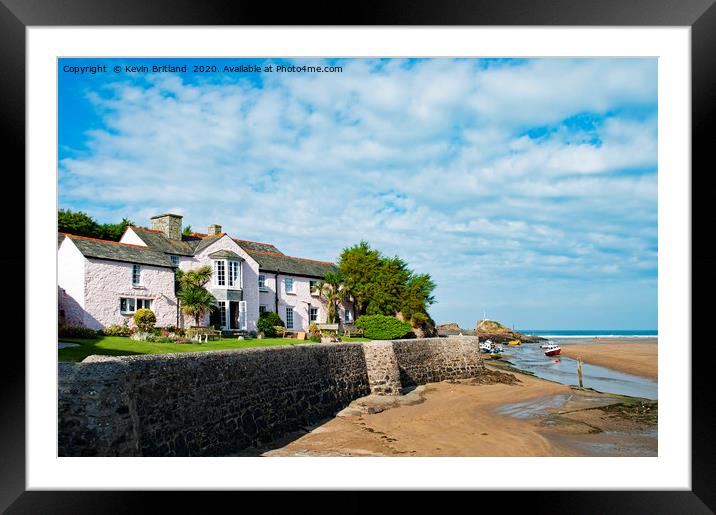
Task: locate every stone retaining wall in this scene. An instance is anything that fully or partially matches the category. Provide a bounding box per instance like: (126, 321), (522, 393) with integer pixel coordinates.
(59, 337), (484, 456)
(362, 341), (402, 395)
(59, 343), (370, 456)
(392, 337), (485, 387)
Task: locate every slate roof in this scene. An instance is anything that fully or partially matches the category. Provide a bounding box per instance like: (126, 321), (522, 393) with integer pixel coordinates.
(62, 223), (332, 277)
(192, 234), (225, 254)
(63, 234), (176, 268)
(208, 249), (242, 259)
(232, 238), (282, 254)
(246, 250), (336, 278)
(130, 227), (199, 256)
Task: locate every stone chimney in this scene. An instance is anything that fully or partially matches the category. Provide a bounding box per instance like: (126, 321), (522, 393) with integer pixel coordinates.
(151, 213), (183, 241)
(208, 224), (223, 236)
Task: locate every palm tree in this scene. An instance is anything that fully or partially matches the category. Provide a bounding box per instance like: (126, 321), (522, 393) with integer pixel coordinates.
(317, 270), (346, 324)
(175, 266), (214, 326)
(177, 286), (216, 326)
(176, 265), (212, 289)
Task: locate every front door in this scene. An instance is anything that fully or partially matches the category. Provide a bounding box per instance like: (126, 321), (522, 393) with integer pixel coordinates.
(229, 301), (239, 330)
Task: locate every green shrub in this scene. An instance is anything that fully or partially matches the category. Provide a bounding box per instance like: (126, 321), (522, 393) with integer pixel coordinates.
(58, 325), (99, 339)
(101, 323), (131, 337)
(355, 314), (412, 340)
(309, 335), (321, 343)
(133, 308), (156, 333)
(257, 311), (284, 337)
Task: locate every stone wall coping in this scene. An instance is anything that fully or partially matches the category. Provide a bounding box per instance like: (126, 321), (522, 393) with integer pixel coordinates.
(75, 336), (481, 365)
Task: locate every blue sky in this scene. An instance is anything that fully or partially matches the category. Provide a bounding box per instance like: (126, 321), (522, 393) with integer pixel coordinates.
(58, 57), (658, 330)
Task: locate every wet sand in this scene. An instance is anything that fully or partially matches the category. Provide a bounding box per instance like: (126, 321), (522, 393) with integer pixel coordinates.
(559, 338), (657, 380)
(241, 367), (656, 457)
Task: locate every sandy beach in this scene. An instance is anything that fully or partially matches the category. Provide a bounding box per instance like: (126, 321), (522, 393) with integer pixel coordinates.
(238, 366), (657, 457)
(559, 338), (657, 379)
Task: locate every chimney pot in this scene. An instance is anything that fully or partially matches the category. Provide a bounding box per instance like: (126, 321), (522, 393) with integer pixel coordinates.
(208, 224), (222, 236)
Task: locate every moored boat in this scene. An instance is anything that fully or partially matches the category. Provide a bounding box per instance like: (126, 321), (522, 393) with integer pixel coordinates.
(507, 339), (521, 346)
(543, 344), (561, 356)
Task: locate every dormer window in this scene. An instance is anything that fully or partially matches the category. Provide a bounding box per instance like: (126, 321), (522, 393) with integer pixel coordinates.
(170, 255), (180, 267)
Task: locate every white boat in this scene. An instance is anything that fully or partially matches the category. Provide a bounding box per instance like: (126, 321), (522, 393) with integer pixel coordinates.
(480, 339), (503, 354)
(543, 344), (561, 357)
(540, 340), (556, 349)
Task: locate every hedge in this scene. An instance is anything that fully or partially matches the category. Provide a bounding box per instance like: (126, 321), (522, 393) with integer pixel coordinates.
(355, 314), (412, 340)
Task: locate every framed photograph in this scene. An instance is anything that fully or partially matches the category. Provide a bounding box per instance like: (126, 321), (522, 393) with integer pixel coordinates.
(3, 0), (712, 512)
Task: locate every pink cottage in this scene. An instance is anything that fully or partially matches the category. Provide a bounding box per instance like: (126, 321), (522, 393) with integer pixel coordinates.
(57, 213), (353, 333)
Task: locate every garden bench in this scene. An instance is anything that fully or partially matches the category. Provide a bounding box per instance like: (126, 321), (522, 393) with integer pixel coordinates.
(317, 323), (339, 335)
(187, 326), (221, 342)
(342, 323), (364, 337)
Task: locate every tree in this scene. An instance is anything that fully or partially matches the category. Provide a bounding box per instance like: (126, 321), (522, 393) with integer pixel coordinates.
(316, 270), (346, 323)
(336, 241), (436, 327)
(366, 256), (410, 316)
(58, 209), (101, 238)
(176, 266), (212, 289)
(401, 273), (436, 323)
(175, 266), (215, 326)
(177, 286), (216, 327)
(58, 209), (135, 241)
(101, 218), (134, 241)
(338, 241), (381, 318)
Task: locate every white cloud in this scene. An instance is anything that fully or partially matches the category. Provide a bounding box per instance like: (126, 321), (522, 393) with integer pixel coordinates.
(59, 58), (658, 328)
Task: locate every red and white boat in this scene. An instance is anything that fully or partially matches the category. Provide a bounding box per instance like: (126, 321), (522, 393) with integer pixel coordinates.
(543, 344), (561, 356)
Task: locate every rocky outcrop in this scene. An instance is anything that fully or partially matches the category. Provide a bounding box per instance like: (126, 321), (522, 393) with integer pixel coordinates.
(475, 319), (544, 343)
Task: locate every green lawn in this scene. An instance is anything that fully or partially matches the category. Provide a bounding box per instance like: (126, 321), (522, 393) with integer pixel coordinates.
(58, 335), (371, 362)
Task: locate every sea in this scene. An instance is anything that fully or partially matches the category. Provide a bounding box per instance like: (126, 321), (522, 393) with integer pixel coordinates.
(503, 329), (658, 399)
(519, 329), (657, 339)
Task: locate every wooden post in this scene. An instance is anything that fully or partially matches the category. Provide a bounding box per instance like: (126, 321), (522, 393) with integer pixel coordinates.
(577, 357), (583, 388)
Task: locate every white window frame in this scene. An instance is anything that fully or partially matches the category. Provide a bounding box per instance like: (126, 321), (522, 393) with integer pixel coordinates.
(217, 300), (226, 328)
(285, 306), (294, 329)
(284, 277), (295, 294)
(310, 280), (319, 296)
(131, 264), (142, 286)
(214, 260), (226, 287)
(214, 259), (241, 289)
(120, 297), (136, 314)
(259, 304), (268, 315)
(309, 307), (319, 322)
(258, 274), (267, 292)
(344, 308), (352, 323)
(120, 297), (152, 314)
(228, 260), (241, 288)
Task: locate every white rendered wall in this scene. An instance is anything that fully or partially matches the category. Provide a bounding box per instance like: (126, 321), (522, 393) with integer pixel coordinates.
(83, 258), (177, 329)
(118, 227), (147, 247)
(188, 235), (261, 331)
(57, 238), (87, 326)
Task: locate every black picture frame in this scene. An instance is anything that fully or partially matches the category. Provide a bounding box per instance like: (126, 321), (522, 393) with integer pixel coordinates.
(2, 0), (712, 512)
